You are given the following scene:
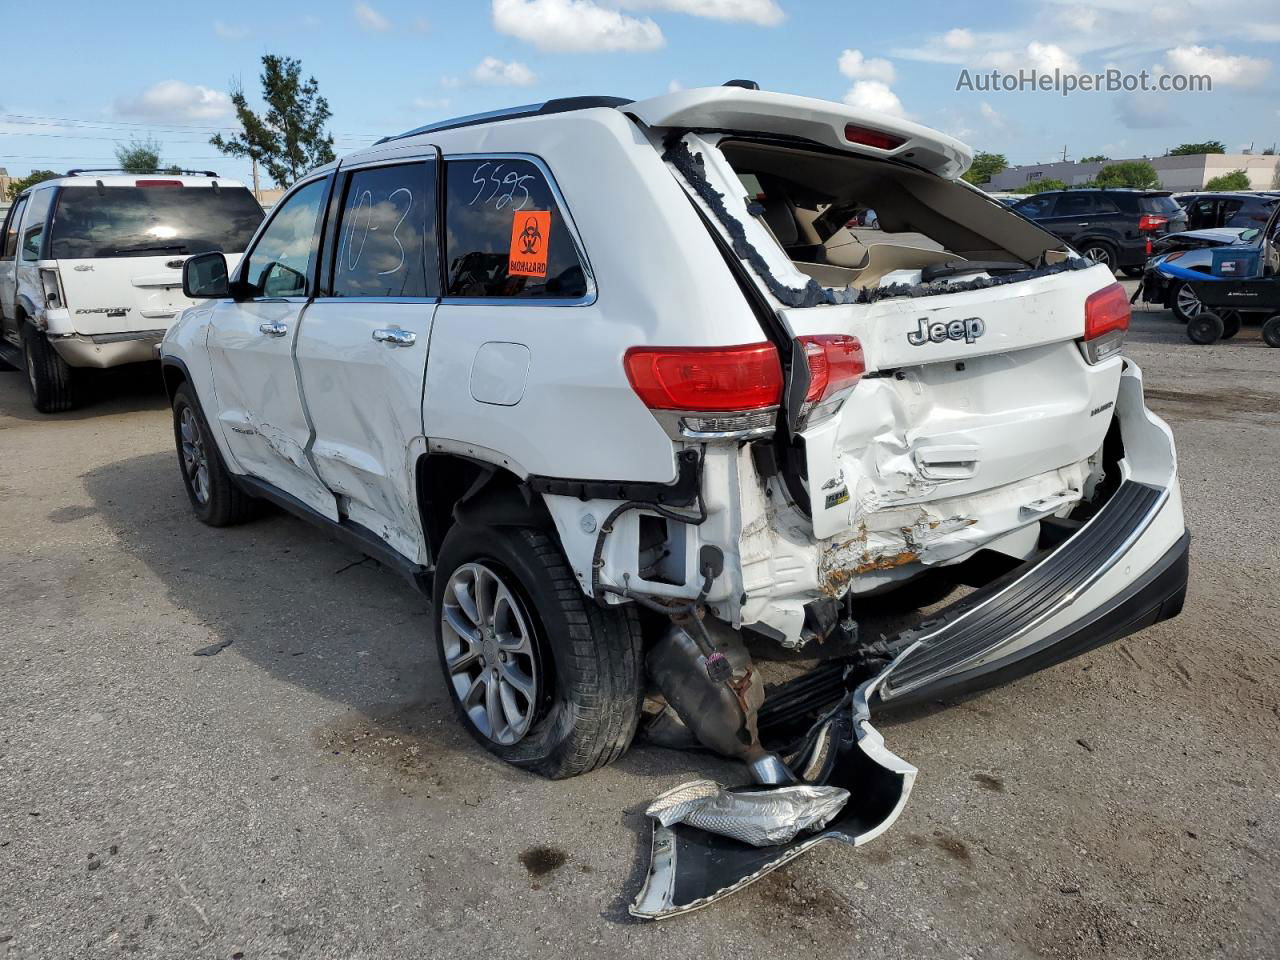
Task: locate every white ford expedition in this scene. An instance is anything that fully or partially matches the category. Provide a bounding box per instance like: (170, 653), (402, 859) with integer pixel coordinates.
(158, 86), (1188, 788)
(0, 170), (262, 411)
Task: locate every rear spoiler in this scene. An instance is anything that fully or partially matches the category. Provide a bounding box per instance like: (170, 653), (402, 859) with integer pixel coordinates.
(626, 87), (973, 180)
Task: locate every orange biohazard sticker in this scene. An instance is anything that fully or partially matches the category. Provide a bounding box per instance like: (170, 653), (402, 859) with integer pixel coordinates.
(508, 210), (551, 278)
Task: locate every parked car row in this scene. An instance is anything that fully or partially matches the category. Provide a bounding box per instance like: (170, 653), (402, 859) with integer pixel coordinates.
(1, 88), (1189, 851)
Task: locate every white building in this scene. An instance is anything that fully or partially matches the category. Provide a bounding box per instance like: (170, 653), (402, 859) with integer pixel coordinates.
(985, 154), (1280, 192)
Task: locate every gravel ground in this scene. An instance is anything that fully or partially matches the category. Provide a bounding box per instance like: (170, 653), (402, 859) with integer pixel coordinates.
(1, 284), (1277, 959)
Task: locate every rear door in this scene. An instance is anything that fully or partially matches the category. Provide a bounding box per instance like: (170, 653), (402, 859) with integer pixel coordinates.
(295, 153), (441, 560)
(0, 195), (28, 346)
(1042, 192), (1101, 249)
(205, 175), (338, 520)
(1012, 193), (1061, 236)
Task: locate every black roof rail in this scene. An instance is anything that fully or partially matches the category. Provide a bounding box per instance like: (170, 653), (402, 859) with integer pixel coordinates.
(723, 78), (760, 89)
(64, 167), (220, 177)
(378, 96), (634, 145)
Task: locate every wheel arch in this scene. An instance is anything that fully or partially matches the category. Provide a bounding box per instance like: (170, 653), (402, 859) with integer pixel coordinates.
(415, 452), (553, 564)
(160, 356), (192, 404)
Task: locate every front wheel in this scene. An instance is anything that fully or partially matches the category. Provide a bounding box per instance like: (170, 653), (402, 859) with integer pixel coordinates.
(1262, 315), (1280, 348)
(433, 521), (642, 779)
(22, 322), (75, 413)
(1171, 281), (1203, 323)
(171, 382), (257, 526)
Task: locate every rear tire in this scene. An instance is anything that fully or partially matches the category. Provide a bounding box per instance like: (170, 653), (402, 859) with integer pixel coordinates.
(1263, 315), (1280, 349)
(432, 521), (642, 779)
(1081, 242), (1118, 273)
(1186, 311), (1224, 345)
(22, 322), (75, 413)
(171, 382), (257, 527)
(1219, 310), (1242, 340)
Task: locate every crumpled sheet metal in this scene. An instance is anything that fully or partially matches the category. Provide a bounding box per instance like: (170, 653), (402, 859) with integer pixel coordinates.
(646, 779), (850, 848)
(630, 645), (920, 920)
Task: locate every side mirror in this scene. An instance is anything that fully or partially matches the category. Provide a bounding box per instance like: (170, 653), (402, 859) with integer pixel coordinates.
(183, 251), (231, 299)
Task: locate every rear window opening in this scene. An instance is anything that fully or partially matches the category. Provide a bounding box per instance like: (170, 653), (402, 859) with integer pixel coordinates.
(702, 138), (1072, 302)
(50, 185), (264, 259)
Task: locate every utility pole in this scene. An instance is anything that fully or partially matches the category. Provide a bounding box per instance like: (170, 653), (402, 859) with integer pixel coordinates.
(1061, 145), (1069, 162)
(251, 157), (260, 202)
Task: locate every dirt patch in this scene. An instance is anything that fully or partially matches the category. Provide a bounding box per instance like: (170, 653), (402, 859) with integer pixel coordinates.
(973, 772), (1006, 792)
(933, 832), (971, 861)
(1143, 387), (1280, 423)
(47, 505), (98, 523)
(315, 704), (459, 790)
(519, 846), (567, 876)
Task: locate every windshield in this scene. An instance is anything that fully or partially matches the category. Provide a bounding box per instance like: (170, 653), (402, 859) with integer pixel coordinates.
(49, 185), (264, 259)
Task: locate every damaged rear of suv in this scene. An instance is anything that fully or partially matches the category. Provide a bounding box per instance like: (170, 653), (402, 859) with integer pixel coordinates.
(163, 84), (1187, 912)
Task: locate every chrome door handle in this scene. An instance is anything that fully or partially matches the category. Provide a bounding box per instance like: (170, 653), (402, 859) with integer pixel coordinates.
(372, 327), (416, 347)
(258, 321), (288, 337)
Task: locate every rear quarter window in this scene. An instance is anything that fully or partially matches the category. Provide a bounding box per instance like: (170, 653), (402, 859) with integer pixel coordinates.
(1013, 195), (1057, 218)
(443, 158), (588, 299)
(1139, 195), (1182, 215)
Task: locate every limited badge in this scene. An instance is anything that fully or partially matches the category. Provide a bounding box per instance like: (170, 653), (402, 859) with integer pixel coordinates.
(824, 487), (850, 509)
(508, 210), (551, 278)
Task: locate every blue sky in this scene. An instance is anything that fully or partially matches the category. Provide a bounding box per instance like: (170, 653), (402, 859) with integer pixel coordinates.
(2, 0), (1276, 187)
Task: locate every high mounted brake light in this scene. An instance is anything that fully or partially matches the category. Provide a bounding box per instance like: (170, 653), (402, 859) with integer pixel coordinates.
(800, 334), (865, 425)
(1081, 282), (1130, 364)
(135, 179), (183, 188)
(623, 342), (783, 440)
(844, 124), (906, 151)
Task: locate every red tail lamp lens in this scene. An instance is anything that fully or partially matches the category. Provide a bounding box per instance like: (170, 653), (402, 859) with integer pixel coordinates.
(1085, 282), (1131, 341)
(800, 335), (865, 403)
(623, 342), (783, 412)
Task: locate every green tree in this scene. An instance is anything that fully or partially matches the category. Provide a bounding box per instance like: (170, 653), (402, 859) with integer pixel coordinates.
(114, 136), (164, 173)
(1095, 161), (1161, 189)
(1168, 141), (1225, 156)
(962, 151), (1007, 185)
(1203, 169), (1251, 191)
(1080, 154), (1109, 163)
(210, 54), (336, 187)
(1012, 178), (1068, 194)
(6, 169), (58, 200)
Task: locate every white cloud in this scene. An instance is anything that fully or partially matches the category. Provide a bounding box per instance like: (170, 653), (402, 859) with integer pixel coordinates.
(471, 56), (538, 86)
(354, 2), (391, 32)
(943, 28), (974, 50)
(114, 81), (232, 121)
(1114, 93), (1182, 129)
(842, 80), (905, 118)
(213, 20), (248, 40)
(413, 96), (451, 111)
(979, 100), (1004, 127)
(492, 0), (664, 52)
(667, 79), (684, 93)
(1165, 45), (1270, 87)
(837, 49), (896, 84)
(620, 0), (783, 25)
(1025, 42), (1080, 72)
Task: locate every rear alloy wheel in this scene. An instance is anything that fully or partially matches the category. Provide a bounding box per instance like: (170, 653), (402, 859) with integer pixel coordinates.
(1171, 281), (1203, 323)
(433, 521), (642, 779)
(1186, 311), (1224, 345)
(1262, 315), (1280, 348)
(1081, 243), (1117, 272)
(22, 322), (75, 413)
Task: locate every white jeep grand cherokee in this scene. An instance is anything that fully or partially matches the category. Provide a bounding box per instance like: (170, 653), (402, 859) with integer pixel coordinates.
(159, 86), (1188, 783)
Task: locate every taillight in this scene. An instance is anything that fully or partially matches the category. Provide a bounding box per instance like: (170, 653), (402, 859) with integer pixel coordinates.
(1081, 282), (1130, 364)
(844, 123), (906, 151)
(624, 342), (783, 439)
(1138, 214), (1168, 232)
(135, 179), (183, 188)
(39, 268), (64, 310)
(800, 334), (865, 424)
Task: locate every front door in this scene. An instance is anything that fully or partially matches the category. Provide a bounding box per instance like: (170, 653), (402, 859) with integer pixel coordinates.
(0, 196), (28, 347)
(296, 156), (441, 560)
(205, 175), (338, 520)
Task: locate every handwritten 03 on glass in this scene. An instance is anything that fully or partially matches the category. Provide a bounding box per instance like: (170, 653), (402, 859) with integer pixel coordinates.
(445, 158), (587, 299)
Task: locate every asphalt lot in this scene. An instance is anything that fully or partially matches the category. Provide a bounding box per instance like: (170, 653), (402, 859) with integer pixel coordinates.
(2, 282), (1278, 959)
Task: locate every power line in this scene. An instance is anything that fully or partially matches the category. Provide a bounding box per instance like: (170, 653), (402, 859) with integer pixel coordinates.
(0, 112), (387, 140)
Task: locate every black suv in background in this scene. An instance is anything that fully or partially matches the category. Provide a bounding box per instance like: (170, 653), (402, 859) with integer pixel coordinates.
(1011, 188), (1187, 276)
(1175, 192), (1279, 231)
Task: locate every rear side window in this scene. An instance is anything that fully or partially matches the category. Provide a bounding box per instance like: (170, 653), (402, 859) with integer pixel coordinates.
(444, 158), (588, 299)
(332, 161), (438, 298)
(50, 185), (263, 259)
(1054, 193), (1102, 217)
(1139, 195), (1182, 215)
(1, 196), (27, 259)
(20, 189), (54, 260)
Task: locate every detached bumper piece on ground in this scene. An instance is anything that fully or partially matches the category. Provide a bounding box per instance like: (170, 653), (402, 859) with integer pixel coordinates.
(630, 478), (1189, 919)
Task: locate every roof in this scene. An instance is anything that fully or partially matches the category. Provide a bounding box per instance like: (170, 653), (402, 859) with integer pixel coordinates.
(382, 96), (633, 143)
